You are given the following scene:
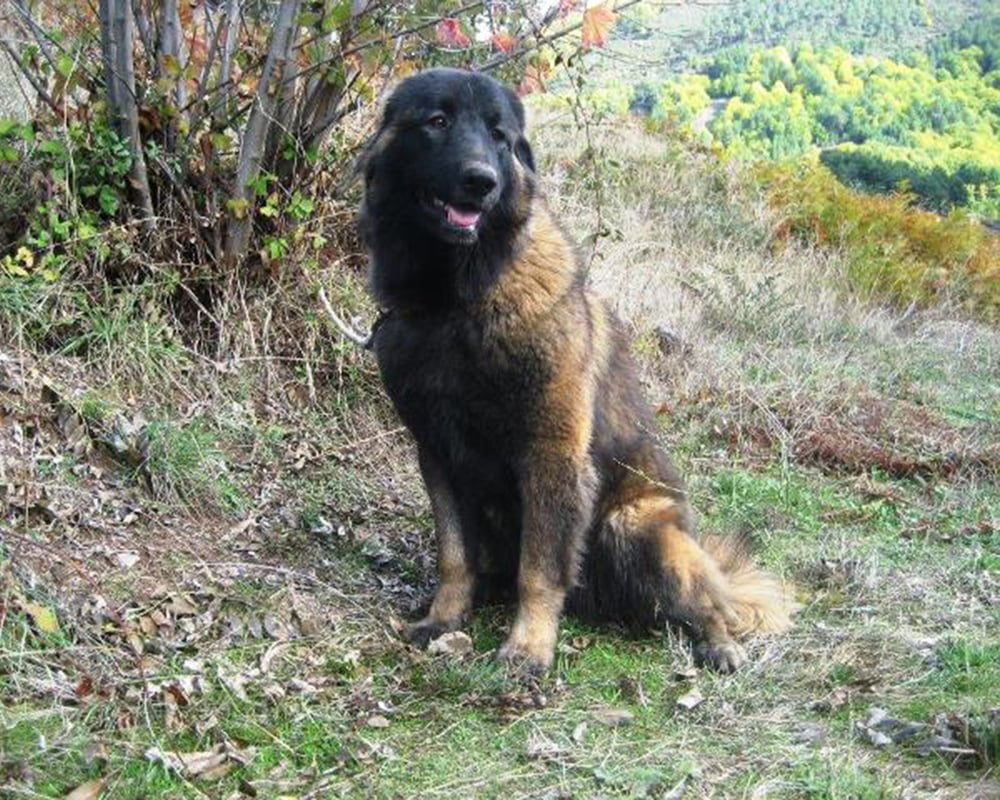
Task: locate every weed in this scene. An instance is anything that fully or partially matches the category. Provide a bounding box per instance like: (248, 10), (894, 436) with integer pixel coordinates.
(787, 758), (891, 799)
(142, 417), (246, 512)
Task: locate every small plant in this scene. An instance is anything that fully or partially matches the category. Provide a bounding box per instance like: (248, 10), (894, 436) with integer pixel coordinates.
(143, 417), (246, 513)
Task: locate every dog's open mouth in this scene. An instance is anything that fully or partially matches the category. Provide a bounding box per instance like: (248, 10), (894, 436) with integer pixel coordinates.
(427, 195), (482, 231)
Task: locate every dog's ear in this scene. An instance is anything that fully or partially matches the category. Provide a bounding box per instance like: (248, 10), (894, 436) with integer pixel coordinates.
(502, 86), (535, 172)
(504, 86), (527, 130)
(355, 99), (398, 183)
(514, 136), (536, 172)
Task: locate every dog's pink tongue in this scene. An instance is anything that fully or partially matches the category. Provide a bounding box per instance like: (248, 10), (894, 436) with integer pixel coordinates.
(446, 205), (481, 228)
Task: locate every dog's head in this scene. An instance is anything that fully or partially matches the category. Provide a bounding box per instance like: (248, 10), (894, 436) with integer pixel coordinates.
(363, 68), (536, 246)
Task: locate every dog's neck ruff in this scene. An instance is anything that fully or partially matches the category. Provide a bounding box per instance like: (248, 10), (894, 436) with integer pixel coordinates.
(366, 211), (527, 315)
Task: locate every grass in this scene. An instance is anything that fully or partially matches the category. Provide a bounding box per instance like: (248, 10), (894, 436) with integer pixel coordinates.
(1, 116), (998, 798)
(142, 416), (248, 513)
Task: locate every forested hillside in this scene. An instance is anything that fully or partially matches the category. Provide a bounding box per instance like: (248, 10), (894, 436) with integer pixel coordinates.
(699, 0), (984, 58)
(586, 3), (999, 219)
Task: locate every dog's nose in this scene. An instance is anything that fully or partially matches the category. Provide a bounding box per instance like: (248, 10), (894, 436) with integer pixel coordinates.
(460, 163), (498, 198)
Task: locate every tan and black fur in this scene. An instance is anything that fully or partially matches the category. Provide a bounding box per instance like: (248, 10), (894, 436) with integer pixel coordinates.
(361, 68), (793, 673)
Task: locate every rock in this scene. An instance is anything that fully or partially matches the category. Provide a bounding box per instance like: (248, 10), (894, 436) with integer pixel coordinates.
(676, 688), (704, 710)
(427, 631), (473, 657)
(592, 708), (634, 727)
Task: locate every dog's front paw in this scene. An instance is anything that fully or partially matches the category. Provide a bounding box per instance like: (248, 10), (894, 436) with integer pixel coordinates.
(497, 638), (554, 676)
(405, 617), (461, 649)
(694, 640), (747, 673)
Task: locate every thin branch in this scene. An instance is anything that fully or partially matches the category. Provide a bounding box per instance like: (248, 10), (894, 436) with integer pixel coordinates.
(477, 0), (645, 73)
(0, 38), (62, 115)
(100, 0), (156, 230)
(131, 0), (154, 59)
(293, 0), (485, 84)
(192, 3), (227, 126)
(224, 0), (301, 265)
(13, 0), (58, 75)
(213, 0), (241, 127)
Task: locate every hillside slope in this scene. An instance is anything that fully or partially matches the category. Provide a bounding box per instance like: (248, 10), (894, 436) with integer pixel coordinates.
(2, 117), (998, 799)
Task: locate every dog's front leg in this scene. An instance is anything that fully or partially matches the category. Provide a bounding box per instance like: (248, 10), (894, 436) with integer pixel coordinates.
(406, 448), (475, 647)
(498, 444), (595, 674)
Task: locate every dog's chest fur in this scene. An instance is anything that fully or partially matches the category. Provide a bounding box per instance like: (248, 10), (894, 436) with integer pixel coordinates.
(373, 305), (550, 472)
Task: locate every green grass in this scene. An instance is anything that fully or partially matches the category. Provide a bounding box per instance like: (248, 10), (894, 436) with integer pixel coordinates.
(785, 757), (892, 799)
(142, 416), (248, 512)
(903, 641), (1000, 717)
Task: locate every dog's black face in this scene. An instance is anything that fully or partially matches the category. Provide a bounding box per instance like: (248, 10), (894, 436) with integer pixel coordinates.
(364, 68), (536, 247)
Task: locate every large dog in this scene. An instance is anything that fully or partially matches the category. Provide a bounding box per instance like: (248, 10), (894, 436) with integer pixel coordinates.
(360, 68), (793, 673)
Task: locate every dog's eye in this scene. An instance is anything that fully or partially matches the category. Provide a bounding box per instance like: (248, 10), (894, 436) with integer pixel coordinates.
(427, 114), (449, 130)
(491, 127), (507, 144)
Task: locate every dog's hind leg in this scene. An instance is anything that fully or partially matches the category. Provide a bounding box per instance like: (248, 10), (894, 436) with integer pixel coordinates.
(406, 448), (475, 647)
(602, 495), (793, 671)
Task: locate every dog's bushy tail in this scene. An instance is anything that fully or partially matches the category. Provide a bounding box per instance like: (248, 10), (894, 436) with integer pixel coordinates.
(702, 534), (797, 637)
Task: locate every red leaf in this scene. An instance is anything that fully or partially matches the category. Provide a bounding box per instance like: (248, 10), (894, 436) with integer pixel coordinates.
(74, 675), (94, 699)
(559, 0), (579, 16)
(582, 4), (615, 49)
(436, 18), (471, 48)
(491, 32), (516, 54)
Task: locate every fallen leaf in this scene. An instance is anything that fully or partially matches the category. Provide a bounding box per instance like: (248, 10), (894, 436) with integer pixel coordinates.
(793, 722), (827, 745)
(676, 688), (704, 710)
(263, 613), (291, 640)
(115, 551), (140, 569)
(525, 732), (568, 760)
(226, 516), (257, 538)
(64, 779), (105, 799)
(246, 614), (264, 638)
(572, 721), (588, 744)
(291, 599), (325, 638)
(366, 714), (390, 729)
(144, 743), (251, 780)
(263, 683), (286, 702)
(288, 677), (318, 695)
(427, 631), (473, 657)
(166, 594), (199, 616)
(260, 641), (290, 673)
(220, 671), (251, 702)
(491, 32), (516, 53)
(811, 686), (850, 713)
(24, 602), (60, 634)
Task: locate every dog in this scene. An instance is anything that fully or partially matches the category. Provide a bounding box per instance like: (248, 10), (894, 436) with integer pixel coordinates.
(360, 68), (793, 673)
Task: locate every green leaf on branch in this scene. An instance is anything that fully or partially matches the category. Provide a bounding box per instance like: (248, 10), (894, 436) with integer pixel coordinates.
(56, 53), (75, 78)
(227, 197), (250, 219)
(323, 1), (351, 33)
(99, 185), (120, 216)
